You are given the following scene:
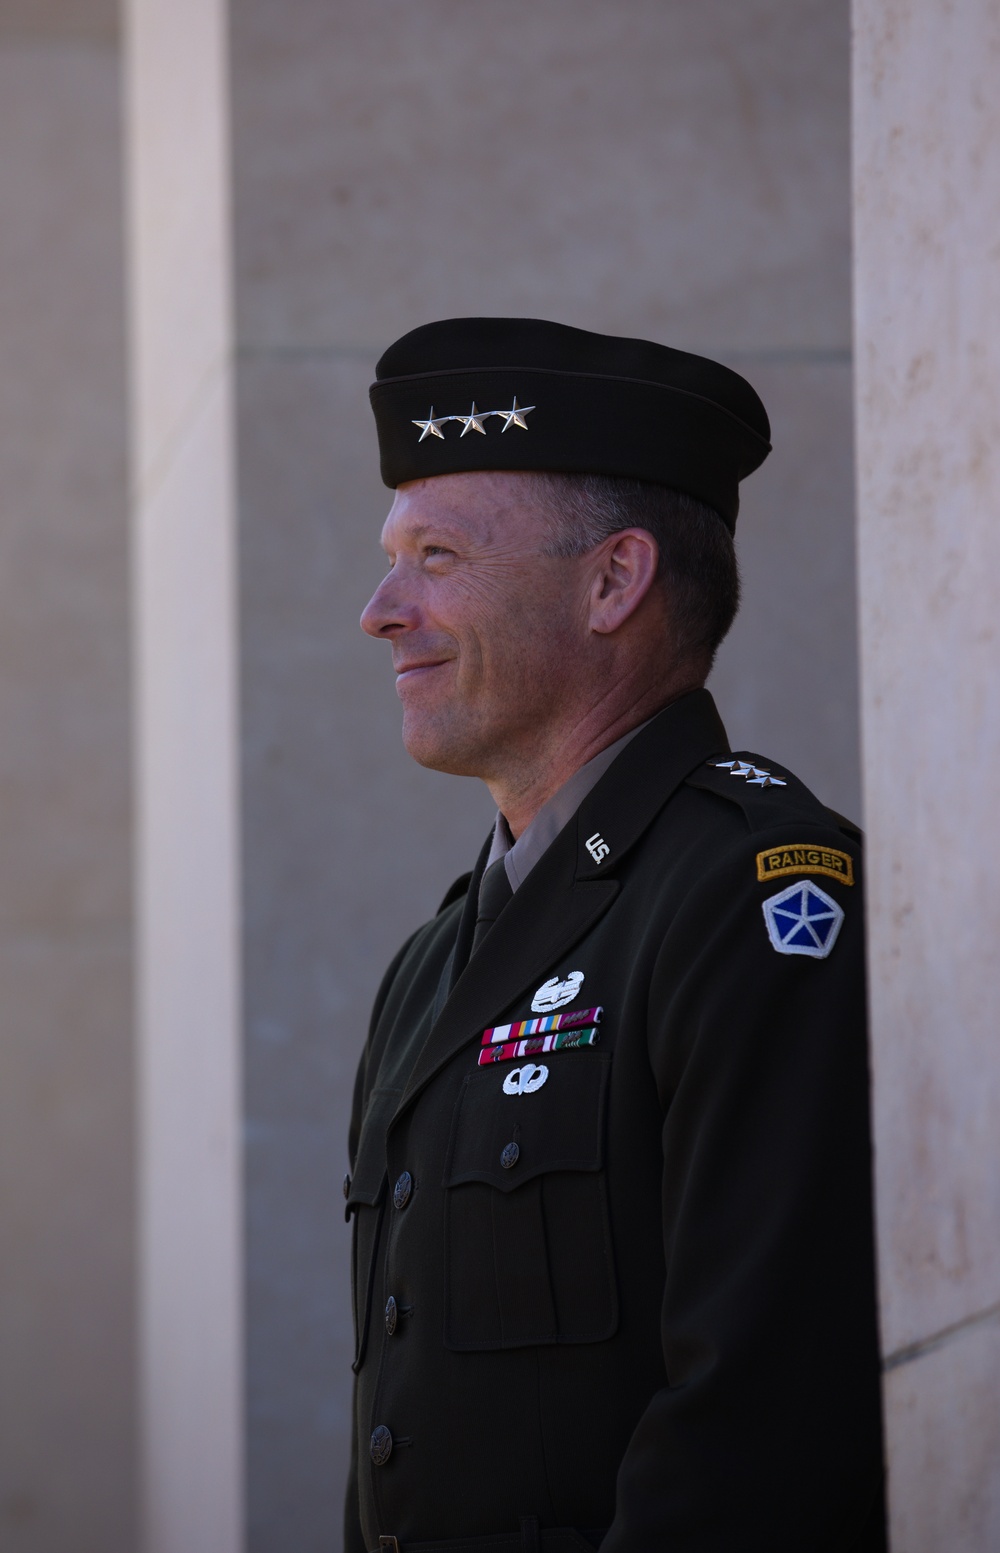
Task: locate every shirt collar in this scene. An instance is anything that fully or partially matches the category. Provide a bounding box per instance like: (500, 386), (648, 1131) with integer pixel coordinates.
(485, 718), (652, 893)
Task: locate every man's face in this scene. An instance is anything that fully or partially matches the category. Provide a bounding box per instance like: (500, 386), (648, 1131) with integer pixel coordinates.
(360, 471), (591, 780)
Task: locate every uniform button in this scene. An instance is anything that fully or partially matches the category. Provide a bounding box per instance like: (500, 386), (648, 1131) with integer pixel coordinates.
(385, 1296), (398, 1337)
(393, 1171), (413, 1209)
(342, 1173), (351, 1200)
(370, 1424), (393, 1466)
(500, 1141), (520, 1169)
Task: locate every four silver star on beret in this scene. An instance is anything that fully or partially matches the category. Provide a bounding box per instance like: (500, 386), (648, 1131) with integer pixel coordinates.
(413, 398), (535, 442)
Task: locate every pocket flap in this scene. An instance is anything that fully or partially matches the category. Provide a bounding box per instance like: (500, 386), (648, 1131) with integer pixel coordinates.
(345, 1085), (401, 1212)
(444, 1053), (611, 1192)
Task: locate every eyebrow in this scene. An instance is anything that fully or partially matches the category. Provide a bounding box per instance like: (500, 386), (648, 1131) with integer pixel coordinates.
(383, 520), (470, 552)
(411, 522), (468, 542)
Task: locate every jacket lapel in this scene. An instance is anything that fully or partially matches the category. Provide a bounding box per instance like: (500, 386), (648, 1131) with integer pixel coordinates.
(396, 825), (618, 1117)
(393, 688), (730, 1120)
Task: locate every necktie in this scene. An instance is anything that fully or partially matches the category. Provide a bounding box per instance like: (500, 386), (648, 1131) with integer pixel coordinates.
(471, 857), (514, 955)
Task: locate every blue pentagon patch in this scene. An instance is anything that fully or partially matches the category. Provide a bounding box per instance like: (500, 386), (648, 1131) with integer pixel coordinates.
(762, 879), (845, 959)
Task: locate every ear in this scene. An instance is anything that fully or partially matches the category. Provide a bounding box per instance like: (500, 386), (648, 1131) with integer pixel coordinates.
(587, 528), (660, 636)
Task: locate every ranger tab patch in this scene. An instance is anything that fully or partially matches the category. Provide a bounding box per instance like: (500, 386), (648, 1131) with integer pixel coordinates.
(757, 843), (854, 887)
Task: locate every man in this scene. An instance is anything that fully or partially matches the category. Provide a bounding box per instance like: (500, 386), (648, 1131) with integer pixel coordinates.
(345, 317), (884, 1553)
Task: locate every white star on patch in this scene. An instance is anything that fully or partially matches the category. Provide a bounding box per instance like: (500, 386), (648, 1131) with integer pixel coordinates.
(762, 880), (845, 959)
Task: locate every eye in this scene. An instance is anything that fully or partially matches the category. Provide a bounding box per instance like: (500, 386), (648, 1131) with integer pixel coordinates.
(423, 544), (453, 561)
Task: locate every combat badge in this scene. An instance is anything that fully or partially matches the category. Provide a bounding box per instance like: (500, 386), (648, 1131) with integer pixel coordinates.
(762, 880), (845, 959)
(531, 971), (584, 1012)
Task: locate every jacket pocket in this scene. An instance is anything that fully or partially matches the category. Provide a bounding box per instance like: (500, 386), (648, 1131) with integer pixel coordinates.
(442, 1053), (617, 1350)
(346, 1085), (400, 1371)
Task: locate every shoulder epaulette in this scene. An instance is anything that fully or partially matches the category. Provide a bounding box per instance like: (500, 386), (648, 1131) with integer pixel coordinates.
(686, 751), (862, 841)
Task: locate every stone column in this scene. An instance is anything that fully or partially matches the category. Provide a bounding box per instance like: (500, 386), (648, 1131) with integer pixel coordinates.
(124, 1), (243, 1550)
(0, 4), (134, 1549)
(854, 2), (1000, 1546)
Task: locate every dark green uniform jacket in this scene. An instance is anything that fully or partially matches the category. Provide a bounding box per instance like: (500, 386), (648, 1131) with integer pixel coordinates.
(344, 691), (885, 1553)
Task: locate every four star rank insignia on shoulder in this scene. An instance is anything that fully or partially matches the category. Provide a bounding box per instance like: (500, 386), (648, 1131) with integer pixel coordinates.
(710, 757), (786, 788)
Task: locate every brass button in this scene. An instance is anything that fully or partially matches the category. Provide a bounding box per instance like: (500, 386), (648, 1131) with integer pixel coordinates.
(500, 1141), (520, 1169)
(393, 1171), (413, 1209)
(385, 1295), (398, 1337)
(370, 1424), (393, 1466)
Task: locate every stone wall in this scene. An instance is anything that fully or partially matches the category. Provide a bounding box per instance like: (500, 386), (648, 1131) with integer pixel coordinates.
(854, 1), (1000, 1545)
(0, 2), (134, 1549)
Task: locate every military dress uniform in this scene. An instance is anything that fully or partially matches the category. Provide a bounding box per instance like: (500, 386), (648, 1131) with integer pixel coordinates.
(346, 317), (884, 1552)
(344, 691), (884, 1553)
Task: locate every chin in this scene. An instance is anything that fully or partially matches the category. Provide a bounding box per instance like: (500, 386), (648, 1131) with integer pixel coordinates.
(401, 712), (484, 778)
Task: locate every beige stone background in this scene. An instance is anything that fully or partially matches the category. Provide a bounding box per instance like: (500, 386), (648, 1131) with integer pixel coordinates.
(0, 0), (997, 1550)
(0, 2), (134, 1550)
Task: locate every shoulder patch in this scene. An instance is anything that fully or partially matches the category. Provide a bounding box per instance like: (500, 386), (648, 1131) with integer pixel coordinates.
(757, 843), (854, 887)
(763, 880), (845, 959)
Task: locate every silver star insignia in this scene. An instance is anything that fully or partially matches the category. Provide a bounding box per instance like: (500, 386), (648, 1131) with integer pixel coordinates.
(499, 397), (534, 432)
(711, 757), (787, 788)
(412, 408), (447, 442)
(457, 402), (488, 437)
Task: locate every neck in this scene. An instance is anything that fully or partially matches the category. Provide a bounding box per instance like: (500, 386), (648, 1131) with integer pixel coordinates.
(487, 675), (703, 838)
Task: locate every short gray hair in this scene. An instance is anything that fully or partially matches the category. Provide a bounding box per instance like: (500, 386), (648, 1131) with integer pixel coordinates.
(532, 472), (741, 671)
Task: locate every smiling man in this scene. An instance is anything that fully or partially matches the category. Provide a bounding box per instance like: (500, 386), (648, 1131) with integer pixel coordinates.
(344, 318), (885, 1553)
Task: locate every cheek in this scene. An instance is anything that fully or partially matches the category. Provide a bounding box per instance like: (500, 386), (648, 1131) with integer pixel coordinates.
(440, 557), (586, 693)
(474, 587), (581, 698)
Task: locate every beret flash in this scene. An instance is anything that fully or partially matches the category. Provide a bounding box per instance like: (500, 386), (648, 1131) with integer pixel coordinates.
(369, 316), (771, 532)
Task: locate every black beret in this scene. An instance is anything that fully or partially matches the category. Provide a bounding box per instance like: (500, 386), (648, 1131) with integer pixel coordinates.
(369, 317), (771, 532)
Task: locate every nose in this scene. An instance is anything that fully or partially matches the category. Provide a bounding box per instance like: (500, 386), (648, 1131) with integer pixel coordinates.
(360, 568), (417, 639)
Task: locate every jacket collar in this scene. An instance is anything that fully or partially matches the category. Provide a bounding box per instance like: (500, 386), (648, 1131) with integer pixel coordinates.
(573, 686), (729, 879)
(393, 688), (729, 1120)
